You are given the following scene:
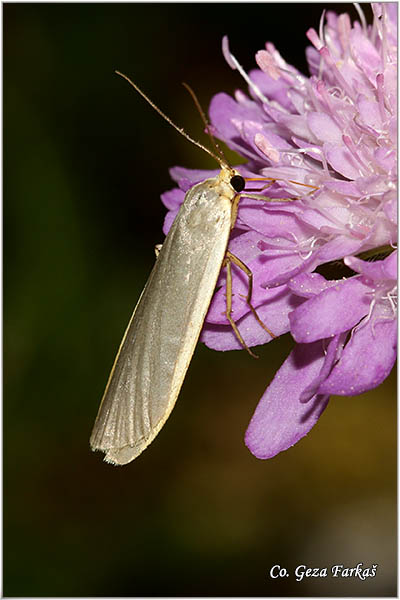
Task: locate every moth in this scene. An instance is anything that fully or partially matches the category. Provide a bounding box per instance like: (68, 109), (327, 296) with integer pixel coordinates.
(90, 72), (289, 465)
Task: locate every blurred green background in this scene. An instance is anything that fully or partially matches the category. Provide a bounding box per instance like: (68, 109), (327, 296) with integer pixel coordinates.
(4, 3), (396, 597)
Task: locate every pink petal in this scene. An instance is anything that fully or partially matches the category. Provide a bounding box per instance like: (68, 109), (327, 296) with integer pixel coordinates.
(289, 278), (371, 342)
(288, 272), (340, 298)
(318, 317), (397, 395)
(162, 209), (179, 235)
(324, 142), (361, 179)
(239, 201), (311, 239)
(299, 334), (343, 402)
(306, 46), (321, 76)
(357, 95), (383, 133)
(249, 69), (293, 110)
(344, 252), (397, 281)
(349, 28), (382, 85)
(209, 92), (264, 150)
(160, 188), (185, 211)
(383, 251), (397, 279)
(323, 179), (360, 196)
(307, 111), (343, 143)
(260, 253), (317, 288)
(383, 191), (397, 224)
(169, 166), (219, 192)
(254, 133), (280, 162)
(245, 341), (330, 459)
(315, 235), (364, 262)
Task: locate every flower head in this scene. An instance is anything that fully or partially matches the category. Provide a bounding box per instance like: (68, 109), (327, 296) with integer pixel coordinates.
(161, 3), (397, 458)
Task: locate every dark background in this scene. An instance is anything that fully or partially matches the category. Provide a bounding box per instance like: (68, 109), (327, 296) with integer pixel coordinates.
(4, 3), (396, 597)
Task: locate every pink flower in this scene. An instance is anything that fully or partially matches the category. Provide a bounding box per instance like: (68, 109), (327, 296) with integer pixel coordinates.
(161, 4), (397, 458)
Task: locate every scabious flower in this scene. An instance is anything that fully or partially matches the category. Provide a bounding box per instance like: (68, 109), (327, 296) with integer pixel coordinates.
(161, 3), (397, 458)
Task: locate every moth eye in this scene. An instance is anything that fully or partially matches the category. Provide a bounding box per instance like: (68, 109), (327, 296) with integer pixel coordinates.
(230, 174), (245, 193)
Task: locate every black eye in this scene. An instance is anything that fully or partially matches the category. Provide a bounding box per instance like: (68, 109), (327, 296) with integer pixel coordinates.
(230, 174), (245, 193)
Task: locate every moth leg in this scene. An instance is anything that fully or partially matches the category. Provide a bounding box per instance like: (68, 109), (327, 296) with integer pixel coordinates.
(230, 194), (241, 229)
(240, 180), (276, 194)
(223, 253), (258, 359)
(241, 178), (318, 202)
(244, 177), (319, 195)
(240, 192), (295, 202)
(226, 250), (277, 339)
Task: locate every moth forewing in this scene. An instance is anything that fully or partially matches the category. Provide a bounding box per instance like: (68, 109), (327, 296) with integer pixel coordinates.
(90, 167), (238, 465)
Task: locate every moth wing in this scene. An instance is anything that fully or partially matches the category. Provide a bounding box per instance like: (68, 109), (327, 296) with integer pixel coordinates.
(90, 179), (232, 464)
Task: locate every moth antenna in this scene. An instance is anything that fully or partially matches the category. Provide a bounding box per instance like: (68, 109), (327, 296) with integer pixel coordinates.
(181, 82), (230, 167)
(115, 71), (224, 167)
